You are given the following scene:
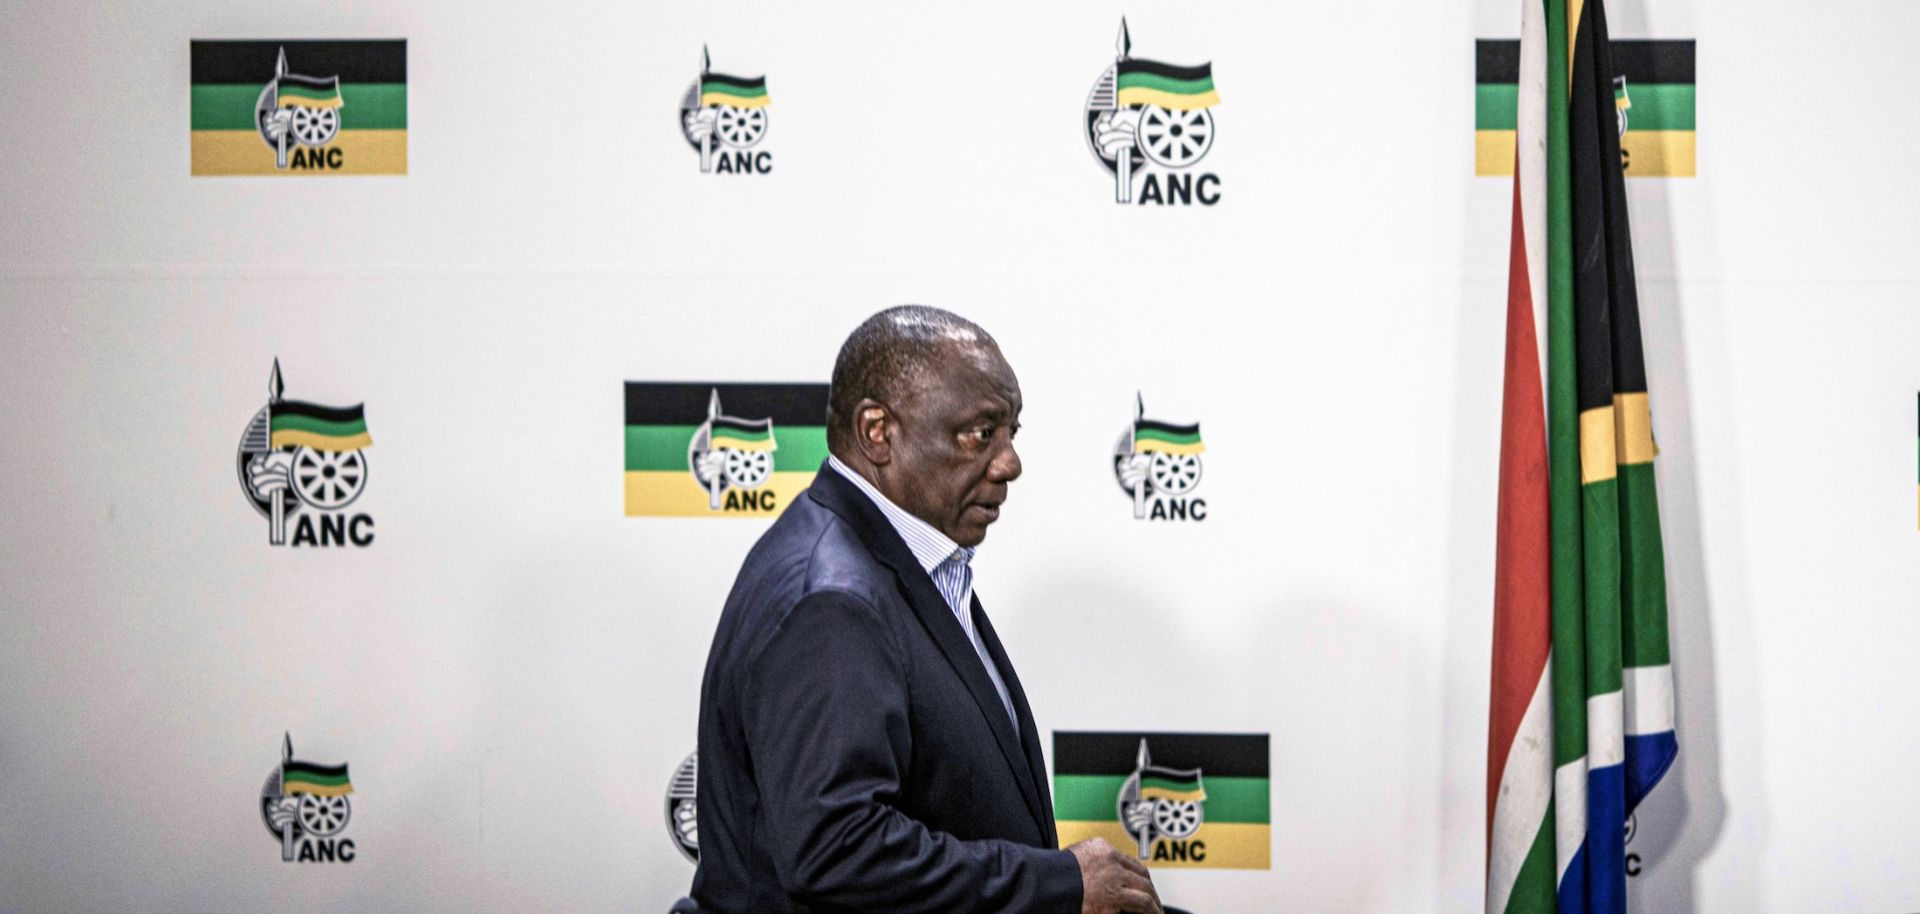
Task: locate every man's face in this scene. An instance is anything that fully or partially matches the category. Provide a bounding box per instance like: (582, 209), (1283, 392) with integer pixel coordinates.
(879, 343), (1023, 548)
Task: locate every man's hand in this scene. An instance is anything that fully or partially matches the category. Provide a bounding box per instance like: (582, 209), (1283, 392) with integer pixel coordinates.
(1069, 837), (1162, 914)
(1093, 109), (1142, 160)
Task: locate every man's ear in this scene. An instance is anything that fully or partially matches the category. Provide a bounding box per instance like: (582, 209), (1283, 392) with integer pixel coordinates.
(853, 399), (892, 466)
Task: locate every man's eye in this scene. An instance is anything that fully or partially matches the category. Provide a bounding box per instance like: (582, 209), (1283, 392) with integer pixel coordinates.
(969, 427), (993, 442)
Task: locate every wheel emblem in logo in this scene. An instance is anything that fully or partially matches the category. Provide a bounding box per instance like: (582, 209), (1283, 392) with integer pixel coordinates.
(680, 46), (772, 174)
(689, 389), (779, 511)
(254, 48), (344, 169)
(260, 733), (356, 863)
(1117, 739), (1207, 860)
(237, 359), (375, 547)
(1085, 18), (1221, 205)
(1113, 394), (1206, 521)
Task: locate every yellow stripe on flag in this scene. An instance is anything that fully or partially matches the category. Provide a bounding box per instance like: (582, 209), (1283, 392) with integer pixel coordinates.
(1620, 130), (1695, 178)
(284, 782), (354, 798)
(1134, 440), (1205, 456)
(1613, 392), (1655, 466)
(1139, 786), (1207, 803)
(1054, 821), (1270, 870)
(624, 470), (812, 517)
(190, 130), (407, 176)
(1116, 87), (1220, 110)
(701, 93), (769, 109)
(269, 430), (373, 451)
(1481, 129), (1696, 178)
(1477, 130), (1518, 177)
(1580, 405), (1618, 485)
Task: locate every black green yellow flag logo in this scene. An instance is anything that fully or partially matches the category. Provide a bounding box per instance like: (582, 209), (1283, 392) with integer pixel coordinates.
(238, 359), (374, 547)
(1085, 18), (1221, 206)
(624, 383), (826, 517)
(680, 46), (772, 174)
(1476, 39), (1694, 177)
(1054, 732), (1269, 869)
(1113, 394), (1207, 522)
(260, 733), (356, 863)
(191, 40), (407, 175)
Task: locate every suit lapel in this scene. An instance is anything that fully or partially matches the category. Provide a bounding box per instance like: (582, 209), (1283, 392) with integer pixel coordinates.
(805, 468), (1049, 834)
(974, 598), (1059, 847)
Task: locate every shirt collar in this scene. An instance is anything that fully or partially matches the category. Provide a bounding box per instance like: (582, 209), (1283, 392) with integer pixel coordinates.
(827, 455), (968, 574)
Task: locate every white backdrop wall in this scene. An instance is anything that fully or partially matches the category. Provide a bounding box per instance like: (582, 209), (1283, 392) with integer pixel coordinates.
(3, 1), (1918, 912)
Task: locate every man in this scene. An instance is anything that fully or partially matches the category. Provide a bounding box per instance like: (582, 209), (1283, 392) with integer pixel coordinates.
(689, 307), (1161, 914)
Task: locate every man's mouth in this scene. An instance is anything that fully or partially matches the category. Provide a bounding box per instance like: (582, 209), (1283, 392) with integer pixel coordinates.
(968, 501), (1002, 523)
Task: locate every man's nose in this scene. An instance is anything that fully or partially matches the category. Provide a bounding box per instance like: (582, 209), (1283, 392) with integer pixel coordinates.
(988, 436), (1022, 482)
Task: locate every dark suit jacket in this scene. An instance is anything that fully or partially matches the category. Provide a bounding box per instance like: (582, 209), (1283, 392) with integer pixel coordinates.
(690, 465), (1081, 913)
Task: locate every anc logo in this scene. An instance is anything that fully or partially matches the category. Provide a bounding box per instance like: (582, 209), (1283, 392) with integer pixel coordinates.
(665, 751), (699, 863)
(1054, 732), (1270, 869)
(190, 40), (407, 175)
(237, 359), (374, 547)
(261, 733), (356, 863)
(680, 46), (771, 175)
(624, 383), (826, 517)
(1474, 39), (1694, 177)
(1085, 18), (1221, 206)
(1113, 394), (1206, 522)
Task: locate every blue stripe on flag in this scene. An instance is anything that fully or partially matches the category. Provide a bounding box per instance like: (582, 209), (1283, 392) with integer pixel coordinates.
(1586, 763), (1627, 914)
(1623, 731), (1677, 812)
(1556, 839), (1588, 914)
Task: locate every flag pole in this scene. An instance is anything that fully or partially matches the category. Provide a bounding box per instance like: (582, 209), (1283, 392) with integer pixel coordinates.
(705, 389), (725, 509)
(1114, 20), (1133, 204)
(268, 360), (287, 545)
(1132, 393), (1148, 519)
(273, 48), (289, 169)
(699, 46), (714, 174)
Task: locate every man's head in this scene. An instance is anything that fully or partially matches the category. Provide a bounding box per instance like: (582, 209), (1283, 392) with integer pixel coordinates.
(827, 306), (1023, 548)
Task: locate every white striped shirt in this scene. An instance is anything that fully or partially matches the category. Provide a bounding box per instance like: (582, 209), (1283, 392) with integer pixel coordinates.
(827, 456), (1020, 732)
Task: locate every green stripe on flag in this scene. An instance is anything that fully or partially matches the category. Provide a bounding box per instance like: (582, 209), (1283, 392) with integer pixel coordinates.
(1051, 775), (1268, 824)
(1133, 428), (1202, 446)
(270, 414), (369, 437)
(625, 425), (827, 473)
(190, 83), (409, 130)
(284, 770), (351, 786)
(1115, 72), (1216, 96)
(1478, 83), (1692, 131)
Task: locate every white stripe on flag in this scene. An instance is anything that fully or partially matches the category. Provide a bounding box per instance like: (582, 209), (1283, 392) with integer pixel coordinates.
(1488, 659), (1554, 914)
(1624, 664), (1675, 736)
(1518, 0), (1548, 389)
(1588, 690), (1625, 768)
(1554, 755), (1587, 882)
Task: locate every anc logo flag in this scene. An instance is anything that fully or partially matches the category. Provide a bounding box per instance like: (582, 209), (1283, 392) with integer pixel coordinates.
(1053, 732), (1269, 870)
(624, 383), (827, 517)
(700, 73), (769, 109)
(282, 759), (353, 798)
(1476, 38), (1694, 177)
(269, 401), (371, 452)
(190, 40), (407, 175)
(1131, 419), (1204, 456)
(1115, 59), (1219, 111)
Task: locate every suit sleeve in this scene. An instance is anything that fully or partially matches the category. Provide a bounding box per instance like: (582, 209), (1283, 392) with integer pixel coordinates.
(742, 589), (1083, 913)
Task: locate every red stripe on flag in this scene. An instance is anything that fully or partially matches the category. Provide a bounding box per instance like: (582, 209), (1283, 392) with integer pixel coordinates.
(1487, 150), (1554, 865)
